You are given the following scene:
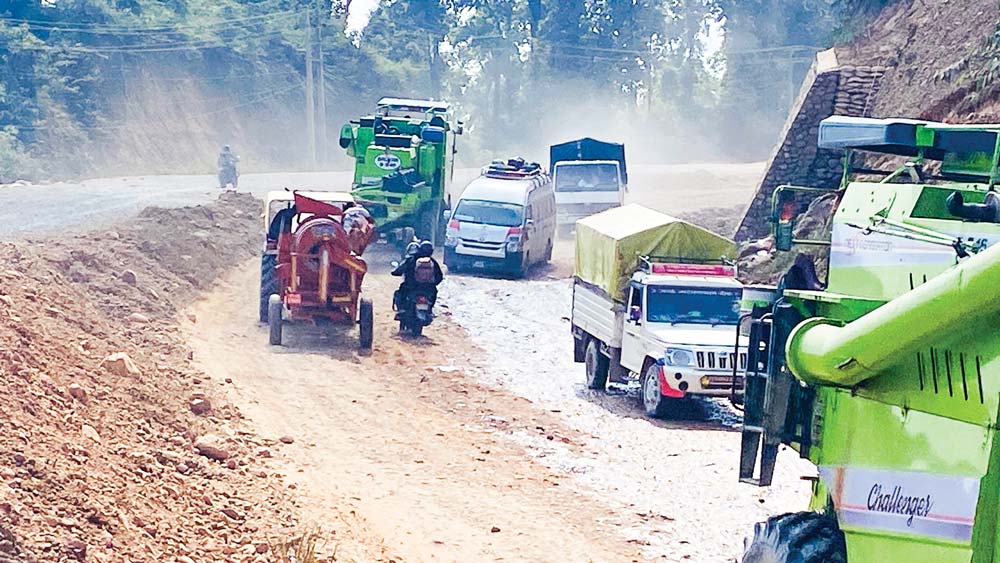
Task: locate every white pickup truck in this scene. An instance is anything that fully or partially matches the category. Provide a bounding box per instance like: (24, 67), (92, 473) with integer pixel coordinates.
(570, 205), (747, 418)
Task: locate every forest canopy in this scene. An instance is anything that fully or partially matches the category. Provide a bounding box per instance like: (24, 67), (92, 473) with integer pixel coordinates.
(0, 0), (885, 180)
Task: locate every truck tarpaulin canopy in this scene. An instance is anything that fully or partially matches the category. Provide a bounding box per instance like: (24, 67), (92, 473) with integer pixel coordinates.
(549, 137), (628, 185)
(574, 204), (736, 301)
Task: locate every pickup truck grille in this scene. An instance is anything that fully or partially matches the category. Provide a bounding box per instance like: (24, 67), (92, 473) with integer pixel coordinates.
(696, 351), (747, 371)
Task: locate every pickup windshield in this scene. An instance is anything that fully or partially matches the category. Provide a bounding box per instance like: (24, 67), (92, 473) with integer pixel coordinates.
(554, 163), (620, 193)
(646, 286), (742, 326)
(453, 199), (524, 227)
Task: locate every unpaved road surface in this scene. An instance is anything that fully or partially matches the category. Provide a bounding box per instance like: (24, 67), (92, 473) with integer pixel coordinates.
(0, 163), (762, 238)
(185, 247), (814, 562)
(443, 270), (814, 560)
(186, 255), (646, 562)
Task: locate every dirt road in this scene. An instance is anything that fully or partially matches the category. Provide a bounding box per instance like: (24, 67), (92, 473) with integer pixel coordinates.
(185, 247), (812, 562)
(0, 163), (762, 239)
(186, 255), (647, 562)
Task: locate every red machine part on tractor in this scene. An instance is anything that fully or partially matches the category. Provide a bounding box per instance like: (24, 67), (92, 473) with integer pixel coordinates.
(264, 191), (376, 350)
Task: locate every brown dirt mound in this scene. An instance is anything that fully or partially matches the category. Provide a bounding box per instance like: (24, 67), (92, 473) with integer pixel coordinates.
(0, 193), (314, 562)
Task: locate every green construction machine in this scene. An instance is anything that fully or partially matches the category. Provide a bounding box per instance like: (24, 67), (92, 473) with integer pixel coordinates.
(338, 97), (462, 246)
(739, 116), (1000, 562)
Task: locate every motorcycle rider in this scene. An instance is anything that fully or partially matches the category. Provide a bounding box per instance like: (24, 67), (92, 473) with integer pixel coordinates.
(218, 145), (239, 188)
(391, 240), (444, 312)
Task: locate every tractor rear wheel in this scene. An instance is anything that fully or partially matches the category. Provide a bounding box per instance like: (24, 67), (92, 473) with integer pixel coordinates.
(742, 512), (846, 563)
(584, 339), (609, 391)
(268, 295), (283, 346)
(259, 253), (278, 323)
(358, 298), (374, 351)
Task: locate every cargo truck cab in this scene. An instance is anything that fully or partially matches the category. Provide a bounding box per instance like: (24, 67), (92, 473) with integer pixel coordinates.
(575, 262), (747, 418)
(549, 138), (627, 234)
(569, 204), (746, 419)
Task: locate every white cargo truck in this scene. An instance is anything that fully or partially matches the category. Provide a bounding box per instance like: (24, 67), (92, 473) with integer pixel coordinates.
(570, 204), (747, 418)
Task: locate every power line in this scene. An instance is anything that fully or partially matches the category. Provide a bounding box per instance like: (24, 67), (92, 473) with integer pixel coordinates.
(10, 81), (304, 131)
(15, 29), (291, 54)
(0, 9), (299, 34)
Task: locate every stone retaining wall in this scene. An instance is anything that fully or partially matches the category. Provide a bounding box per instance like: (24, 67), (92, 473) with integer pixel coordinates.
(734, 49), (885, 242)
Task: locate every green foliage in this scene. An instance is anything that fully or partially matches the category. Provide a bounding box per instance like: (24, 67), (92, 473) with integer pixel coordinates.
(0, 0), (894, 173)
(0, 127), (39, 183)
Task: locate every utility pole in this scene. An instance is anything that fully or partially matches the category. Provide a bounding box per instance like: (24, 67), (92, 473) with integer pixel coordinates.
(305, 8), (317, 169)
(316, 0), (329, 167)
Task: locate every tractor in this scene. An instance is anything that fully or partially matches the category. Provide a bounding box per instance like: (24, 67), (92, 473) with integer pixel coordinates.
(259, 190), (376, 350)
(738, 116), (1000, 562)
(338, 97), (462, 247)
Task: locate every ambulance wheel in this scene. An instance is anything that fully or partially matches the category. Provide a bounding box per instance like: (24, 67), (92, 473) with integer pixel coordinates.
(358, 298), (374, 351)
(584, 339), (609, 391)
(268, 295), (283, 346)
(742, 512), (846, 563)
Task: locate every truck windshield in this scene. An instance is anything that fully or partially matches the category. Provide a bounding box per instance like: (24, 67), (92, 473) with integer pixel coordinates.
(453, 199), (524, 227)
(646, 286), (742, 326)
(554, 163), (620, 193)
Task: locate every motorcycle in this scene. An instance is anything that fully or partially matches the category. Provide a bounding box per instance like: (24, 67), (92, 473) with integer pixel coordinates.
(219, 165), (239, 190)
(393, 285), (435, 337)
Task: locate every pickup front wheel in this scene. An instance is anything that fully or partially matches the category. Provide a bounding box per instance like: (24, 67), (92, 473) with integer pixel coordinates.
(584, 339), (609, 390)
(641, 364), (671, 418)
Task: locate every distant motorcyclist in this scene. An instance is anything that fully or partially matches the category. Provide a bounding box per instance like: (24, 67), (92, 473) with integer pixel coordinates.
(392, 240), (444, 307)
(218, 145), (240, 189)
(218, 145), (239, 169)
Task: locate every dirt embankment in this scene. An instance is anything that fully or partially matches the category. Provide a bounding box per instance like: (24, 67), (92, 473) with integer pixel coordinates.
(0, 193), (337, 562)
(839, 0), (1000, 122)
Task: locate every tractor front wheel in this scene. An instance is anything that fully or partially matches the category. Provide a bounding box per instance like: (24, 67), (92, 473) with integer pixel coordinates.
(742, 512), (846, 563)
(358, 298), (374, 351)
(268, 295), (283, 346)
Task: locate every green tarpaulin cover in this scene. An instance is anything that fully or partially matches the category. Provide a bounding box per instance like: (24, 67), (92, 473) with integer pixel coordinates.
(574, 204), (737, 301)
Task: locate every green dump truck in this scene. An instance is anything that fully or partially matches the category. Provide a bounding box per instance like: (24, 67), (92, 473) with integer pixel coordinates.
(339, 97), (463, 245)
(739, 116), (1000, 562)
(569, 204), (745, 418)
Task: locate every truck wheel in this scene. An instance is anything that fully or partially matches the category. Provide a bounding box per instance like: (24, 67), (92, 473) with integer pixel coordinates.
(267, 294), (283, 346)
(742, 512), (846, 563)
(641, 363), (671, 418)
(544, 240), (553, 263)
(358, 298), (374, 351)
(584, 339), (609, 390)
(259, 254), (278, 323)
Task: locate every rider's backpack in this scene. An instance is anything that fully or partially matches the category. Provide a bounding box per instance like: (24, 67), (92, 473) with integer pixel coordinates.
(414, 257), (435, 284)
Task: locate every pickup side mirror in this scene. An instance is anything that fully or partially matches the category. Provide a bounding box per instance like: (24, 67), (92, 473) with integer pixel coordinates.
(629, 306), (642, 323)
(525, 219), (535, 227)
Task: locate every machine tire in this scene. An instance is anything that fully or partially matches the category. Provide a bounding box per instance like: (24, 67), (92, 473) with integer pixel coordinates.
(641, 363), (671, 418)
(412, 323), (424, 337)
(584, 339), (610, 390)
(267, 294), (283, 346)
(259, 254), (279, 323)
(358, 298), (374, 351)
(742, 512), (846, 563)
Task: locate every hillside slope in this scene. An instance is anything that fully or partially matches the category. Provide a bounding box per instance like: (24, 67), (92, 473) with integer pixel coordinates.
(839, 0), (1000, 121)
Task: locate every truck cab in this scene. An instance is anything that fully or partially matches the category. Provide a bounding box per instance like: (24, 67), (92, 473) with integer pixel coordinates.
(549, 138), (627, 232)
(620, 264), (747, 397)
(569, 204), (745, 419)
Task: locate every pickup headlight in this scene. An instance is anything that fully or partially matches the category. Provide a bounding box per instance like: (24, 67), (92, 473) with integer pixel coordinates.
(663, 347), (694, 367)
(445, 234), (458, 247)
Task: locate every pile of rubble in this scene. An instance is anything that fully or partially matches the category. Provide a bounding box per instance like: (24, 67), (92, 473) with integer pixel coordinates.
(0, 193), (310, 562)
